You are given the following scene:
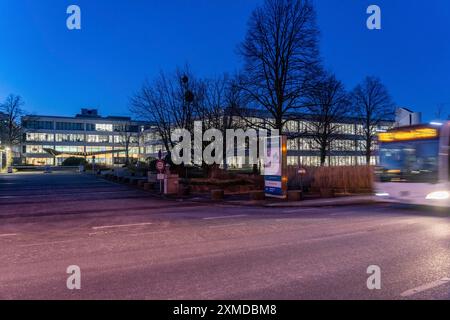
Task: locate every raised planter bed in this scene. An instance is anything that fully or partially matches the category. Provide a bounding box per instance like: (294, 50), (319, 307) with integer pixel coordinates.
(249, 191), (265, 201)
(320, 188), (335, 198)
(211, 189), (224, 201)
(287, 190), (303, 202)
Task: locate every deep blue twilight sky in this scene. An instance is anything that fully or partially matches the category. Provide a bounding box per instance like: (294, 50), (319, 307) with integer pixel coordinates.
(0, 0), (449, 121)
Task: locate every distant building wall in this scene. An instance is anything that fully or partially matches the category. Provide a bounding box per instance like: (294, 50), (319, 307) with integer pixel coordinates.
(395, 107), (422, 127)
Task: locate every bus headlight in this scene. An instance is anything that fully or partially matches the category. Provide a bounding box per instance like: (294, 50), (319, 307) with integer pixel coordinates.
(426, 191), (450, 200)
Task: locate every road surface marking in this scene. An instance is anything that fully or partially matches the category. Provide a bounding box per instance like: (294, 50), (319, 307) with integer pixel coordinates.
(282, 208), (324, 214)
(203, 215), (248, 220)
(92, 222), (153, 230)
(274, 218), (331, 223)
(208, 223), (246, 229)
(400, 278), (450, 297)
(129, 230), (173, 237)
(0, 233), (18, 238)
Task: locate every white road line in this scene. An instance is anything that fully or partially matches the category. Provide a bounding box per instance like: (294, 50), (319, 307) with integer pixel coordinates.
(0, 233), (18, 238)
(400, 278), (450, 297)
(203, 214), (248, 220)
(129, 230), (173, 237)
(92, 222), (153, 230)
(282, 208), (324, 214)
(208, 223), (246, 229)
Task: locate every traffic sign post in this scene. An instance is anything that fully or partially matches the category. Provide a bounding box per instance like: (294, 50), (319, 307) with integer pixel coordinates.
(156, 160), (165, 172)
(156, 159), (165, 194)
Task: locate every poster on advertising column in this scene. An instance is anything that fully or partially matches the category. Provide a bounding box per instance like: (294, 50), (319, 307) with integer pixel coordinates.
(263, 135), (287, 199)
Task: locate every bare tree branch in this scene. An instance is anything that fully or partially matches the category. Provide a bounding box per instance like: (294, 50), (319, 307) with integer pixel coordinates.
(237, 0), (321, 131)
(351, 76), (395, 164)
(0, 94), (25, 147)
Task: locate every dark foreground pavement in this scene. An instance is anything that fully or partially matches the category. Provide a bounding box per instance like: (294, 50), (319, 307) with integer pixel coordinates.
(1, 171), (450, 300)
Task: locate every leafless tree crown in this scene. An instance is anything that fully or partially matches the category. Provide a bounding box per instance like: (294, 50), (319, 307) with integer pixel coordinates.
(351, 76), (395, 164)
(0, 94), (25, 147)
(238, 0), (321, 131)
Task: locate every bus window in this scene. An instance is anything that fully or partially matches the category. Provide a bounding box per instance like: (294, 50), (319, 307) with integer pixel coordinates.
(378, 139), (439, 183)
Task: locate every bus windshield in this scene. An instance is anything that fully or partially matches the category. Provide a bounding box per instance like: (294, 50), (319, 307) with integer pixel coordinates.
(378, 139), (440, 183)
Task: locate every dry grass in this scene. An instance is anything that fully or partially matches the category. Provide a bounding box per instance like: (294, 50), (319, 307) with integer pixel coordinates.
(287, 165), (374, 193)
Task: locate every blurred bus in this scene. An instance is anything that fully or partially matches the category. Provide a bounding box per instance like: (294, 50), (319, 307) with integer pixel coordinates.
(375, 122), (450, 207)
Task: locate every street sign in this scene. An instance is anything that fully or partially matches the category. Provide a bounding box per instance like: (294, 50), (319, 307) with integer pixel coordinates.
(156, 160), (165, 172)
(157, 173), (165, 180)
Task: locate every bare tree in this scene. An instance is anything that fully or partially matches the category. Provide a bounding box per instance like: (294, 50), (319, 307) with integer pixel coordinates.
(195, 74), (249, 170)
(238, 0), (321, 131)
(115, 121), (140, 166)
(130, 66), (202, 153)
(0, 94), (24, 147)
(351, 76), (395, 165)
(305, 72), (351, 166)
(195, 74), (247, 131)
(130, 77), (173, 153)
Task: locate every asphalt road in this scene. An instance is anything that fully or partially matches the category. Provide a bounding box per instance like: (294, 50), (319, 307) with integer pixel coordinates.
(1, 171), (450, 300)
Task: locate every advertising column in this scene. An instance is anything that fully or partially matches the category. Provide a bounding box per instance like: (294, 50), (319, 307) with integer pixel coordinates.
(264, 135), (287, 199)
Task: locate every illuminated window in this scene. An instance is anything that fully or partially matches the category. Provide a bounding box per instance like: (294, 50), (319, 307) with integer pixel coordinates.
(95, 124), (113, 132)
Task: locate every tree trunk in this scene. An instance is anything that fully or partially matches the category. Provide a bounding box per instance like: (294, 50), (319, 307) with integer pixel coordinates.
(320, 145), (327, 166)
(365, 144), (371, 165)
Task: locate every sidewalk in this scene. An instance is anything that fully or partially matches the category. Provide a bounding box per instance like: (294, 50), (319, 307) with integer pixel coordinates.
(186, 194), (378, 208)
(96, 173), (379, 208)
(262, 195), (378, 208)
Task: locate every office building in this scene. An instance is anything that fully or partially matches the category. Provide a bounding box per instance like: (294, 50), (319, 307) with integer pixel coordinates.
(21, 109), (149, 166)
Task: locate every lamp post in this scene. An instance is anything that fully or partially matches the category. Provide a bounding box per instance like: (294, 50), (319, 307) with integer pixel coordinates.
(181, 75), (194, 179)
(5, 147), (12, 173)
(0, 148), (3, 171)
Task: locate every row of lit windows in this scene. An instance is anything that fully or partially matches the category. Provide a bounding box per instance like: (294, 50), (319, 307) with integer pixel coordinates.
(25, 133), (54, 142)
(287, 138), (379, 152)
(24, 145), (140, 155)
(25, 154), (139, 166)
(24, 121), (141, 132)
(25, 133), (139, 144)
(285, 121), (391, 135)
(144, 145), (165, 155)
(287, 156), (379, 167)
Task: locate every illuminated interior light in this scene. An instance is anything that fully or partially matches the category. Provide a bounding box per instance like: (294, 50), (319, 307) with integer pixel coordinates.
(378, 128), (438, 142)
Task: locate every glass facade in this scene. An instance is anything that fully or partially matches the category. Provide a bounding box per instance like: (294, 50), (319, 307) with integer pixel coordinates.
(55, 134), (84, 142)
(56, 122), (84, 131)
(21, 112), (392, 167)
(23, 120), (53, 130)
(26, 133), (54, 142)
(22, 113), (145, 166)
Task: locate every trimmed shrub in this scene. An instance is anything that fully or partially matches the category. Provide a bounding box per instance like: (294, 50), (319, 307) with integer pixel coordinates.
(61, 157), (87, 166)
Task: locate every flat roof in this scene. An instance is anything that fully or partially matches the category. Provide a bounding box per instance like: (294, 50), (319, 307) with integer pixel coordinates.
(22, 114), (148, 125)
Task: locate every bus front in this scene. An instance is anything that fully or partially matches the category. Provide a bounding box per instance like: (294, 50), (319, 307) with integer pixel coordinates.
(375, 124), (450, 207)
